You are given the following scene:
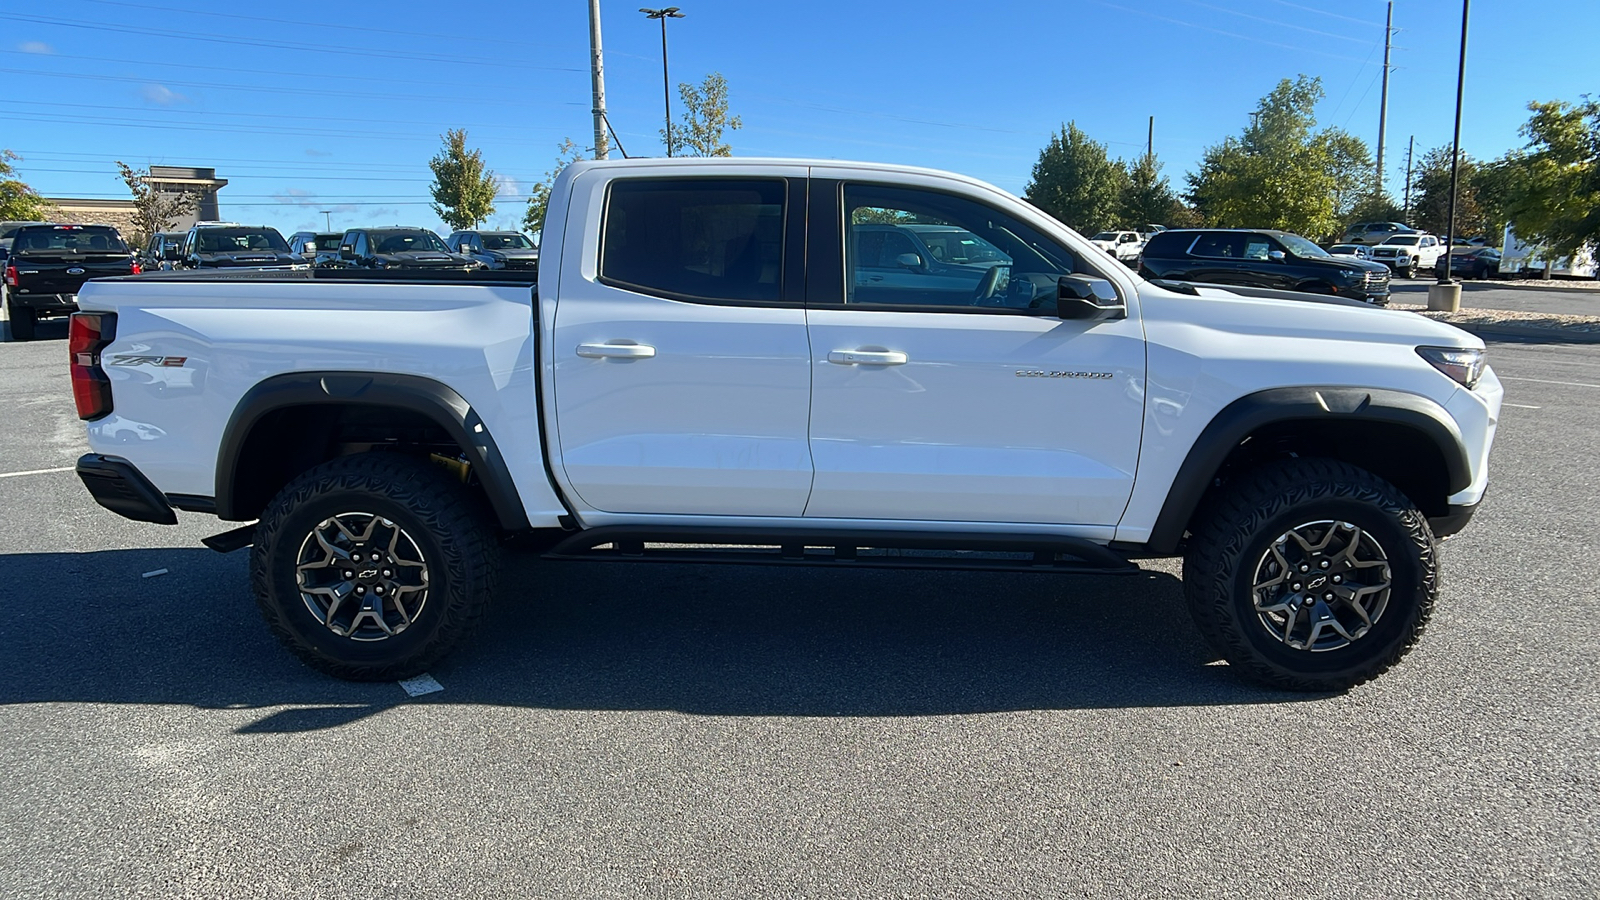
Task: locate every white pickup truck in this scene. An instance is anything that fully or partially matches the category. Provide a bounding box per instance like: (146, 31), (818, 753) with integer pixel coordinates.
(70, 157), (1501, 691)
(1088, 230), (1145, 265)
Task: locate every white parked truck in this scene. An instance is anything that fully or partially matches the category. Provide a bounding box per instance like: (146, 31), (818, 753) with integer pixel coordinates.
(1088, 230), (1145, 265)
(70, 157), (1501, 691)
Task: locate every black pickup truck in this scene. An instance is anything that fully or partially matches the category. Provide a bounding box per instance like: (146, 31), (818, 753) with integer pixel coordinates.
(3, 224), (139, 340)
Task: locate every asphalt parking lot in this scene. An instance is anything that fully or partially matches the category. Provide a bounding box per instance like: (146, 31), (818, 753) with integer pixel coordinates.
(2, 329), (1596, 898)
(1389, 276), (1600, 316)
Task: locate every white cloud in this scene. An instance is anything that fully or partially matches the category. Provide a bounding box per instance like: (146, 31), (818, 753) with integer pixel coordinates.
(304, 148), (333, 158)
(493, 174), (522, 199)
(140, 84), (189, 105)
(271, 188), (318, 207)
(18, 41), (53, 55)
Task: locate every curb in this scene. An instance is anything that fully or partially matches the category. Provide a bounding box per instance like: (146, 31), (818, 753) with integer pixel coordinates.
(1443, 321), (1600, 344)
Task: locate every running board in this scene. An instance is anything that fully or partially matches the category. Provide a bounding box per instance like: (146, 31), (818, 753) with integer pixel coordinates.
(544, 525), (1138, 574)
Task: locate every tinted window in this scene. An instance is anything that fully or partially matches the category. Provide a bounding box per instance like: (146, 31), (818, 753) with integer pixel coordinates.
(1189, 233), (1246, 258)
(12, 225), (129, 254)
(196, 227), (289, 253)
(1241, 236), (1277, 260)
(601, 179), (785, 303)
(1140, 231), (1192, 258)
(844, 183), (1086, 311)
(481, 233), (534, 250)
(370, 230), (448, 253)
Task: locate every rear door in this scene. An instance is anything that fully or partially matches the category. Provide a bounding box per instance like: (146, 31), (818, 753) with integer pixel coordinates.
(801, 175), (1145, 527)
(550, 168), (815, 517)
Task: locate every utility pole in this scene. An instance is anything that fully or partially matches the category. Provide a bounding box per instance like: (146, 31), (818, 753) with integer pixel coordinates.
(1401, 136), (1415, 224)
(1147, 115), (1154, 159)
(319, 210), (331, 231)
(642, 7), (686, 157)
(1376, 1), (1393, 194)
(587, 0), (610, 160)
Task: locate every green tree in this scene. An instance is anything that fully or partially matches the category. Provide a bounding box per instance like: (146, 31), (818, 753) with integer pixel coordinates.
(1186, 75), (1371, 240)
(1411, 146), (1492, 239)
(522, 138), (586, 234)
(1119, 152), (1177, 227)
(0, 150), (49, 221)
(428, 128), (497, 230)
(1498, 98), (1600, 257)
(115, 161), (198, 248)
(664, 73), (743, 157)
(1024, 122), (1128, 233)
(1346, 192), (1406, 227)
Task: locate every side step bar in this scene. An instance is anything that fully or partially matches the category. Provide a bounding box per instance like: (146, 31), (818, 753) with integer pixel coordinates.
(544, 525), (1138, 575)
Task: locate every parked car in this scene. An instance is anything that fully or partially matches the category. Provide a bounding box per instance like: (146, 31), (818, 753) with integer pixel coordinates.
(141, 232), (186, 271)
(70, 155), (1500, 691)
(180, 224), (304, 270)
(1138, 228), (1391, 305)
(337, 228), (482, 270)
(3, 223), (138, 340)
(286, 232), (347, 268)
(445, 230), (540, 271)
(850, 223), (1010, 304)
(1088, 230), (1145, 265)
(1328, 243), (1374, 260)
(1435, 246), (1502, 280)
(1370, 233), (1446, 279)
(1341, 221), (1416, 246)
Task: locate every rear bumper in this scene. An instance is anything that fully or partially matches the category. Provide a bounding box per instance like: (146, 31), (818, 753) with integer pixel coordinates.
(76, 454), (177, 525)
(8, 292), (79, 313)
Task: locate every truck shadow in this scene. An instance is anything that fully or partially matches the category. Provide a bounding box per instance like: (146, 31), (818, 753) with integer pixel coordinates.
(0, 547), (1309, 733)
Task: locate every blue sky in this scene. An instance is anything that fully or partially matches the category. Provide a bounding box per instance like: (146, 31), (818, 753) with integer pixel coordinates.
(3, 0), (1593, 236)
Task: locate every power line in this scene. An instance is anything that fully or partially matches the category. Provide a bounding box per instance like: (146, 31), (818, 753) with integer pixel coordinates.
(0, 98), (580, 134)
(0, 13), (584, 72)
(1080, 0), (1386, 66)
(1261, 0), (1384, 27)
(1172, 0), (1378, 44)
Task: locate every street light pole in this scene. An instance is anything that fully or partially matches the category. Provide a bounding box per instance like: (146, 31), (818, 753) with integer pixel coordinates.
(1428, 0), (1471, 312)
(641, 7), (685, 157)
(319, 210), (331, 231)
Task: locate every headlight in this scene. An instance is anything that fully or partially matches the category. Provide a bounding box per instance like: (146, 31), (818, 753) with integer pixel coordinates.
(1417, 346), (1486, 389)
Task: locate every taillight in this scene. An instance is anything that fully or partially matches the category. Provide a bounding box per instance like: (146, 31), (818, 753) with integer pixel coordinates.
(3, 264), (15, 286)
(131, 261), (142, 275)
(69, 312), (117, 420)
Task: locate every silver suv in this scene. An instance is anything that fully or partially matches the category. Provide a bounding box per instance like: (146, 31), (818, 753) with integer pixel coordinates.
(1342, 221), (1416, 246)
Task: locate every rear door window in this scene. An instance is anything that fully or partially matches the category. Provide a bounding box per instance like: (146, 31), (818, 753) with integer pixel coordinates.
(600, 178), (786, 304)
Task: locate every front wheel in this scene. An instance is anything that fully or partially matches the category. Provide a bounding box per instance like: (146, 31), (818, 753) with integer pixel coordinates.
(1402, 262), (1417, 279)
(250, 453), (501, 680)
(1183, 458), (1436, 692)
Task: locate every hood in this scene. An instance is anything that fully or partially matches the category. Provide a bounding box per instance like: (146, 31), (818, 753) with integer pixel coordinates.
(1146, 280), (1481, 349)
(374, 251), (479, 268)
(1298, 254), (1389, 274)
(485, 248), (540, 260)
(195, 250), (299, 267)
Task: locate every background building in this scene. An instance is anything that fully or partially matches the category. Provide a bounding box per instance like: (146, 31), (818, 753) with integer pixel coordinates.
(44, 166), (228, 237)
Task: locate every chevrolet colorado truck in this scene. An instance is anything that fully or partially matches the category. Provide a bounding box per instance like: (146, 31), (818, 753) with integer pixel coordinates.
(69, 158), (1501, 691)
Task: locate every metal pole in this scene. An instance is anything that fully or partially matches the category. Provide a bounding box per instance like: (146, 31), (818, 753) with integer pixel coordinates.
(1376, 1), (1392, 194)
(588, 0), (609, 160)
(1147, 116), (1153, 159)
(661, 17), (673, 157)
(1439, 0), (1469, 285)
(1401, 136), (1414, 224)
(320, 210), (331, 231)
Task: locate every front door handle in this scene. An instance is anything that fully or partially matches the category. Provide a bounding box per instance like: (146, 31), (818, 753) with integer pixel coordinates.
(828, 349), (908, 366)
(576, 342), (656, 359)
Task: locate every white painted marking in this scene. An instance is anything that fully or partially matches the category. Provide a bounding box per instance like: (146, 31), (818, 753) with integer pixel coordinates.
(141, 568), (169, 578)
(398, 673), (444, 697)
(0, 466), (74, 479)
(1497, 375), (1600, 389)
(1504, 403), (1542, 409)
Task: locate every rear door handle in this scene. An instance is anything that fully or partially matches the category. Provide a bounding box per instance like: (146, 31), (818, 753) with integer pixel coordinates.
(576, 342), (656, 359)
(828, 349), (908, 366)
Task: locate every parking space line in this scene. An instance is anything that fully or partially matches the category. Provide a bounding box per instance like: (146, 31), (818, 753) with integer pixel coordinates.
(0, 466), (75, 479)
(1504, 403), (1542, 409)
(1497, 375), (1600, 389)
(397, 673), (444, 697)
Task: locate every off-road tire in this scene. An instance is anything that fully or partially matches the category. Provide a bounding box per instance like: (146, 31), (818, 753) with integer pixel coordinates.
(7, 300), (36, 341)
(1183, 458), (1437, 692)
(250, 452), (501, 681)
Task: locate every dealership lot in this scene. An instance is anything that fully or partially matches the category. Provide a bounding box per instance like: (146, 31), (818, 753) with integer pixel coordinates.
(1, 334), (1596, 897)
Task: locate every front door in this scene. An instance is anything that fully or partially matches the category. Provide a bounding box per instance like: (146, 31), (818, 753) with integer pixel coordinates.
(802, 178), (1146, 526)
(551, 171), (815, 517)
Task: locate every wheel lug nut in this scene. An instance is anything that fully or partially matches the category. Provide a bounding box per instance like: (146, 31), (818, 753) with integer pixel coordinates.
(355, 585), (366, 595)
(1332, 575), (1342, 584)
(1299, 564), (1310, 572)
(382, 569), (392, 578)
(371, 552), (381, 561)
(1324, 592), (1334, 601)
(343, 571), (354, 579)
(374, 585), (385, 595)
(1319, 560), (1330, 569)
(1292, 583), (1303, 591)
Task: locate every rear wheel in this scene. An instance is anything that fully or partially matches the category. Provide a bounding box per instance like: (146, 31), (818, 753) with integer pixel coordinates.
(250, 452), (501, 680)
(1183, 458), (1436, 692)
(6, 300), (36, 341)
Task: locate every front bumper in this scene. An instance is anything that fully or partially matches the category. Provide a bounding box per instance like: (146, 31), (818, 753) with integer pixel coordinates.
(76, 454), (177, 525)
(1429, 497), (1481, 538)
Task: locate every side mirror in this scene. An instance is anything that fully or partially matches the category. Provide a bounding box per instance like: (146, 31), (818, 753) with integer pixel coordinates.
(1268, 250), (1286, 262)
(1057, 274), (1126, 321)
(301, 241), (317, 255)
(339, 245), (356, 260)
(895, 252), (923, 269)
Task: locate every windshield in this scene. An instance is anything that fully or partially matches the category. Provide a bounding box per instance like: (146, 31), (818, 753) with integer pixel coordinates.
(1277, 233), (1330, 258)
(11, 225), (130, 255)
(311, 233), (344, 250)
(372, 230), (449, 253)
(1330, 245), (1362, 253)
(1383, 235), (1421, 246)
(480, 233), (534, 250)
(196, 227), (289, 253)
(912, 228), (1009, 265)
(1091, 232), (1118, 241)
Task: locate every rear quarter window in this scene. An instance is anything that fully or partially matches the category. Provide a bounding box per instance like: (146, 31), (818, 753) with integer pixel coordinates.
(1140, 232), (1192, 258)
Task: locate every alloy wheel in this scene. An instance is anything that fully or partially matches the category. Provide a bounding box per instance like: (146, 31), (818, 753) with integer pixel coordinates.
(1250, 520), (1392, 652)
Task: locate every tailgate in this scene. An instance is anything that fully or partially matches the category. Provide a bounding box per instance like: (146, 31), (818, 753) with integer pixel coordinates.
(11, 255), (133, 294)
